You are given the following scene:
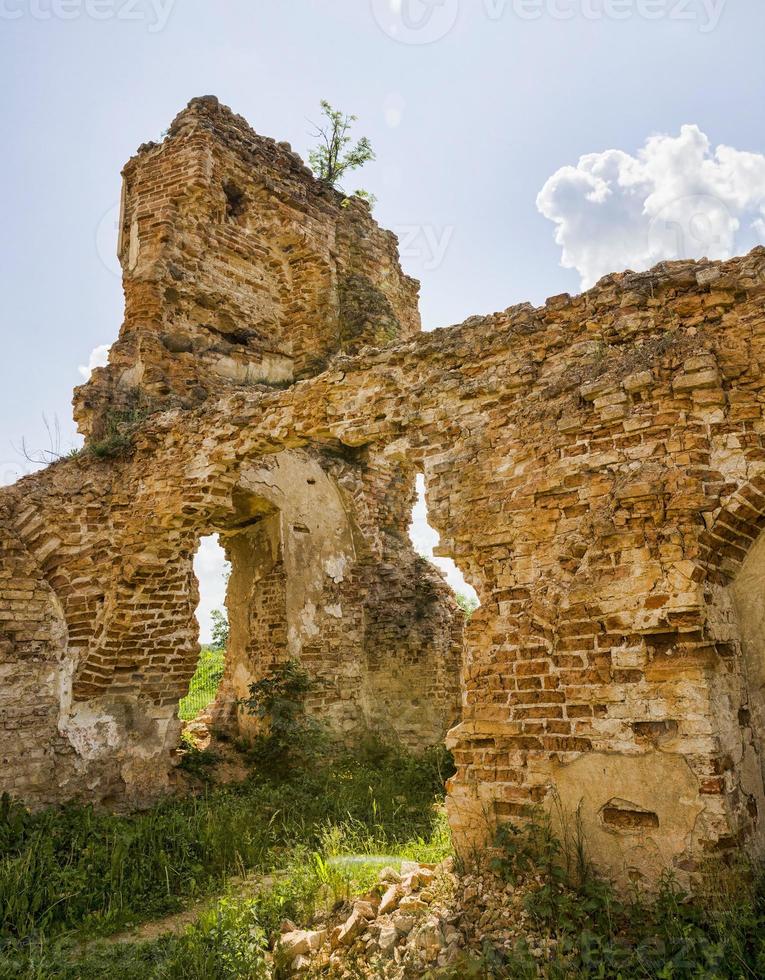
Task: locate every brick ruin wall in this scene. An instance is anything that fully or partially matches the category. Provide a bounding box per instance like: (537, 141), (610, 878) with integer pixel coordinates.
(73, 95), (420, 440)
(0, 97), (461, 808)
(4, 98), (765, 887)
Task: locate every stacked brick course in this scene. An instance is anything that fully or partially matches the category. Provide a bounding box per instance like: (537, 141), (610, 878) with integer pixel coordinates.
(3, 98), (765, 885)
(74, 96), (419, 440)
(0, 98), (459, 813)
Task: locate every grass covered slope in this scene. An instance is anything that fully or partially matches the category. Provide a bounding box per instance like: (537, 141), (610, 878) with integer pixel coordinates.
(178, 646), (225, 721)
(0, 742), (451, 947)
(4, 653), (765, 979)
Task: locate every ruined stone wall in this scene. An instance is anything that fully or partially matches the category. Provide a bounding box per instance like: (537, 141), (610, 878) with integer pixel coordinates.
(88, 242), (764, 890)
(74, 96), (420, 440)
(0, 435), (461, 806)
(0, 99), (459, 809)
(7, 98), (765, 887)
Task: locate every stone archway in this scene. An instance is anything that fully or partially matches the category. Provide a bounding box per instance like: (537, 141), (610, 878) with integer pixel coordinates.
(729, 532), (765, 856)
(209, 450), (361, 738)
(0, 438), (463, 809)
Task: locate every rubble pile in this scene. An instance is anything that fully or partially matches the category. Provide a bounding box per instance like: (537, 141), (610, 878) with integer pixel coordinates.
(278, 860), (556, 978)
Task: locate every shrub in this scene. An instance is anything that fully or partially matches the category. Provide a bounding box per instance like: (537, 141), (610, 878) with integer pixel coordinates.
(239, 659), (325, 772)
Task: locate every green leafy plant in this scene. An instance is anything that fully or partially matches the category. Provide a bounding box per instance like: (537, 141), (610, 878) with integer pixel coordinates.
(492, 809), (618, 936)
(308, 100), (376, 204)
(455, 592), (479, 619)
(239, 659), (324, 772)
(209, 610), (229, 652)
(177, 743), (219, 780)
(159, 898), (269, 979)
(483, 809), (765, 979)
(88, 406), (151, 459)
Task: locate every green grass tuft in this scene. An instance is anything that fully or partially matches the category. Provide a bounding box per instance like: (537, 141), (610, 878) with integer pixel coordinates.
(0, 741), (451, 973)
(178, 647), (225, 721)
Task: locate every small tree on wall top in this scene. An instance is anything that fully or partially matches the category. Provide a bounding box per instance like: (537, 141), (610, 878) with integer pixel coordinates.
(308, 100), (376, 206)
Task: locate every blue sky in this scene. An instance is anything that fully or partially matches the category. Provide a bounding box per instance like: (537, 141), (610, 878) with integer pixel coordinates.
(2, 0), (764, 637)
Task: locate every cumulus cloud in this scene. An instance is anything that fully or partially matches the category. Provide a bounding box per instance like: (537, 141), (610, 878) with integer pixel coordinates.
(537, 125), (765, 289)
(78, 344), (111, 380)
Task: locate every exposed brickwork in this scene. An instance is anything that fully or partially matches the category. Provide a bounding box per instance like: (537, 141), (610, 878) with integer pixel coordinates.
(0, 98), (459, 813)
(4, 98), (765, 886)
(74, 96), (419, 440)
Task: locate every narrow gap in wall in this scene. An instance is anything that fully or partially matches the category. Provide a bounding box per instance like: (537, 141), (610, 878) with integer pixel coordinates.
(179, 534), (231, 724)
(408, 474), (479, 612)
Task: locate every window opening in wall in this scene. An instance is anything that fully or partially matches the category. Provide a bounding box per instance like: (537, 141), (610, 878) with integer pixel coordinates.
(223, 180), (247, 220)
(179, 534), (231, 722)
(408, 474), (479, 614)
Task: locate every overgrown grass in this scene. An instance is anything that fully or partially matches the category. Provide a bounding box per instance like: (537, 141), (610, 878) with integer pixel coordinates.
(88, 405), (154, 459)
(5, 768), (765, 978)
(0, 741), (452, 977)
(444, 809), (765, 979)
(178, 646), (225, 721)
(4, 900), (270, 980)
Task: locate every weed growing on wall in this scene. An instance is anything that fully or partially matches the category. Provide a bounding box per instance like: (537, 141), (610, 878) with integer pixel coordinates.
(463, 811), (765, 978)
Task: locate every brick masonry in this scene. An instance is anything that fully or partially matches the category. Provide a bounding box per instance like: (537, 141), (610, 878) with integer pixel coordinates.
(3, 98), (765, 885)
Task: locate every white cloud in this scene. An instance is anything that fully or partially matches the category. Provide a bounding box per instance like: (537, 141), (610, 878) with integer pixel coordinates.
(537, 125), (765, 289)
(194, 535), (230, 644)
(78, 344), (111, 380)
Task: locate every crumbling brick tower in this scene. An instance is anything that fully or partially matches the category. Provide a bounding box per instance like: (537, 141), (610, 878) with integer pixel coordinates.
(0, 97), (462, 807)
(74, 96), (421, 438)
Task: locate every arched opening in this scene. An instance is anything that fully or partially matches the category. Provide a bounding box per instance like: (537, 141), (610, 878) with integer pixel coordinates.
(356, 470), (470, 749)
(177, 456), (467, 765)
(726, 530), (765, 853)
(219, 495), (286, 738)
(178, 534), (230, 725)
(408, 473), (479, 613)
